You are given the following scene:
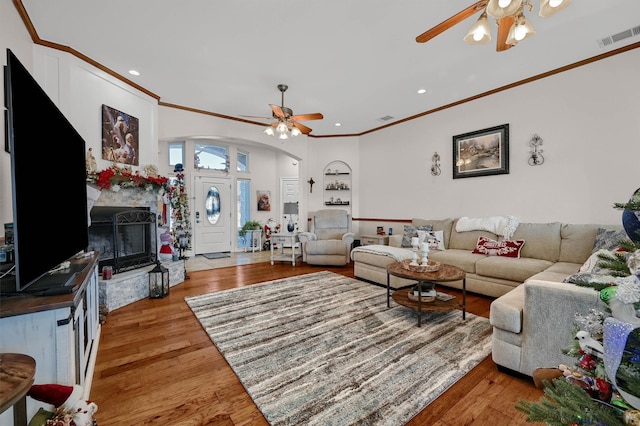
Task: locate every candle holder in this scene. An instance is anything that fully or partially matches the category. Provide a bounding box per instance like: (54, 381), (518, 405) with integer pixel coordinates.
(421, 243), (430, 265)
(410, 237), (420, 266)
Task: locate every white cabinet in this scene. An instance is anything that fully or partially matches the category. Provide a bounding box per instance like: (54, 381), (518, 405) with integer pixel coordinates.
(323, 160), (352, 213)
(0, 254), (100, 425)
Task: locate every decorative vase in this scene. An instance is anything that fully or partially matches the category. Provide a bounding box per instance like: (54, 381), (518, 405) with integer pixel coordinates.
(287, 217), (295, 233)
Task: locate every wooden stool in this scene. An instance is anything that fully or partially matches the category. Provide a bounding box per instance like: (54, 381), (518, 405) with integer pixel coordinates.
(0, 353), (36, 426)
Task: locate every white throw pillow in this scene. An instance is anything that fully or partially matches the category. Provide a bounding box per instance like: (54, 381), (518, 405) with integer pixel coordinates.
(579, 249), (613, 274)
(425, 230), (446, 251)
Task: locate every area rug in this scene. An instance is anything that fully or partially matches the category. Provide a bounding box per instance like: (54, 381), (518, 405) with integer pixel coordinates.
(185, 271), (492, 426)
(202, 252), (231, 259)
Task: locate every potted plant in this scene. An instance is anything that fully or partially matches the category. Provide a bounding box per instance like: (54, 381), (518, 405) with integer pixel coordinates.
(239, 220), (262, 250)
(239, 220), (262, 238)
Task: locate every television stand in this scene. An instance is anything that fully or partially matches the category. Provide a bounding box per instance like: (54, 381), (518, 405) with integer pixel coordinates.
(0, 253), (100, 423)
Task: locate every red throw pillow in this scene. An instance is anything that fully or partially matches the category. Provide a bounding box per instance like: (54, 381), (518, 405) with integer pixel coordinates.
(472, 236), (525, 258)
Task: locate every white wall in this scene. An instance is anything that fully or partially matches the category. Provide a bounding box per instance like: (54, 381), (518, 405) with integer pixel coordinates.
(358, 49), (640, 230)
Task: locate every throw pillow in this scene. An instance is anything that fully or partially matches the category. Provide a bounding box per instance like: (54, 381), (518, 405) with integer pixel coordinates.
(425, 230), (446, 251)
(401, 224), (433, 248)
(472, 236), (525, 258)
(563, 272), (618, 286)
(592, 228), (629, 253)
(579, 249), (615, 274)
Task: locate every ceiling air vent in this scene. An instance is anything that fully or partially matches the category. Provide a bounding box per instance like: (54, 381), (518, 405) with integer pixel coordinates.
(597, 25), (640, 48)
(376, 115), (395, 122)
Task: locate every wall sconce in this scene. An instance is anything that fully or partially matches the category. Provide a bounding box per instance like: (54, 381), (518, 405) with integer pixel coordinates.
(528, 134), (544, 166)
(431, 152), (441, 176)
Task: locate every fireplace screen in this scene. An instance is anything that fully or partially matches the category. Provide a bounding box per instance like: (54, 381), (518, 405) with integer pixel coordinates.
(88, 207), (156, 274)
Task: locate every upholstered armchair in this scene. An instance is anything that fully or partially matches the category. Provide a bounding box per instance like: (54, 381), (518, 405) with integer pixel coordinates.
(298, 209), (355, 266)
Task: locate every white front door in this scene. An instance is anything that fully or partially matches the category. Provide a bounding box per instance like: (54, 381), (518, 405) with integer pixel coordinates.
(193, 175), (232, 254)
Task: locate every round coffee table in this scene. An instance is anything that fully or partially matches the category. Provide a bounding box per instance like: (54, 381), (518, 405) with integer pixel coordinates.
(386, 261), (466, 327)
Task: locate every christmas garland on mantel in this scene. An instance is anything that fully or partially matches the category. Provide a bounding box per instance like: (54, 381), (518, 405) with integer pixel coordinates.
(86, 165), (169, 191)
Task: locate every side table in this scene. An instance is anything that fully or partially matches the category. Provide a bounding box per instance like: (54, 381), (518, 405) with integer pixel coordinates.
(0, 353), (36, 426)
(360, 234), (389, 245)
(270, 233), (301, 266)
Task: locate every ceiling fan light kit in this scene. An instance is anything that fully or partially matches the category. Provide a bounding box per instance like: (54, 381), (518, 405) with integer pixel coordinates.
(506, 13), (537, 45)
(464, 12), (492, 44)
(420, 0), (571, 52)
(539, 0), (571, 17)
(486, 0), (521, 19)
(255, 84), (323, 139)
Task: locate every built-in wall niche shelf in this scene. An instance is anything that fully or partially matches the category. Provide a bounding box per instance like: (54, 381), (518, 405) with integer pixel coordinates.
(323, 160), (352, 213)
(325, 181), (350, 191)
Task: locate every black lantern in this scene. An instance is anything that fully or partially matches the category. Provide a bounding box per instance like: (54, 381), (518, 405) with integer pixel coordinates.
(148, 260), (170, 298)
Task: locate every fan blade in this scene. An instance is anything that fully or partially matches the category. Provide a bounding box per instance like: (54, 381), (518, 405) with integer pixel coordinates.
(496, 15), (515, 52)
(292, 121), (312, 134)
(416, 0), (488, 43)
(239, 115), (272, 120)
(270, 104), (286, 118)
(290, 112), (323, 121)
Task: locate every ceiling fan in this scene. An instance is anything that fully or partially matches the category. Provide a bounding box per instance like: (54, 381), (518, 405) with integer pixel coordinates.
(244, 84), (323, 138)
(415, 0), (572, 52)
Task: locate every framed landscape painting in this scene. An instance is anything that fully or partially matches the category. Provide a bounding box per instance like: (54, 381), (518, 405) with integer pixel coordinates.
(453, 124), (509, 179)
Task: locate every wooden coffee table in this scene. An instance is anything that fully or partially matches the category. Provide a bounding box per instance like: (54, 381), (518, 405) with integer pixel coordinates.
(386, 261), (466, 326)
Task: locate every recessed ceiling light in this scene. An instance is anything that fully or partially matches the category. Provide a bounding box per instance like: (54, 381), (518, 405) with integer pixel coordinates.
(417, 89), (427, 94)
(128, 69), (140, 76)
(334, 123), (342, 127)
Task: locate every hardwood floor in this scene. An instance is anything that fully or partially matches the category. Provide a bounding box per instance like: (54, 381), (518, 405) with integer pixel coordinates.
(90, 261), (545, 425)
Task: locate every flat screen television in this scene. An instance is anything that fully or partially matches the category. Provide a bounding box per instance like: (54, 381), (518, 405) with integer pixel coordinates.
(2, 48), (89, 293)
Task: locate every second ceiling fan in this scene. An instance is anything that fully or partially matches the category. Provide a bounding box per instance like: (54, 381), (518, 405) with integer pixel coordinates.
(415, 0), (572, 52)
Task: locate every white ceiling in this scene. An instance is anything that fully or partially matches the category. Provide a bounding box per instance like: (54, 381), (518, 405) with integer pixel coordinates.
(18, 0), (640, 137)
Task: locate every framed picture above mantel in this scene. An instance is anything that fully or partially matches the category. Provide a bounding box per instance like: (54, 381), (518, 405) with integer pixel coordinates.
(452, 124), (509, 179)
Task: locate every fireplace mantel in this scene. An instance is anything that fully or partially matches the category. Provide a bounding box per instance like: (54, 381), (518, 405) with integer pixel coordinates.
(90, 185), (160, 211)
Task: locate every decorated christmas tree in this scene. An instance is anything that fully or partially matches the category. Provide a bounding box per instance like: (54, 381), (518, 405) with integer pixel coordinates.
(169, 164), (192, 252)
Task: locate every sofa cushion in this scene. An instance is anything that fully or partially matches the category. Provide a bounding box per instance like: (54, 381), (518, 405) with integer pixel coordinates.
(475, 256), (553, 283)
(411, 218), (455, 248)
(428, 249), (483, 274)
(511, 222), (561, 262)
(401, 224), (432, 248)
(526, 261), (582, 283)
(305, 240), (347, 255)
(472, 236), (525, 258)
(558, 224), (599, 264)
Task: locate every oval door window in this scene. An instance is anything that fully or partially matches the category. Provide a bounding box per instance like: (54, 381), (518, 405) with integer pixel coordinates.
(206, 186), (221, 224)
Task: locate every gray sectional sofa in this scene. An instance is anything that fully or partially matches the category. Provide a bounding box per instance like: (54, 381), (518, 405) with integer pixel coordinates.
(350, 217), (624, 376)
